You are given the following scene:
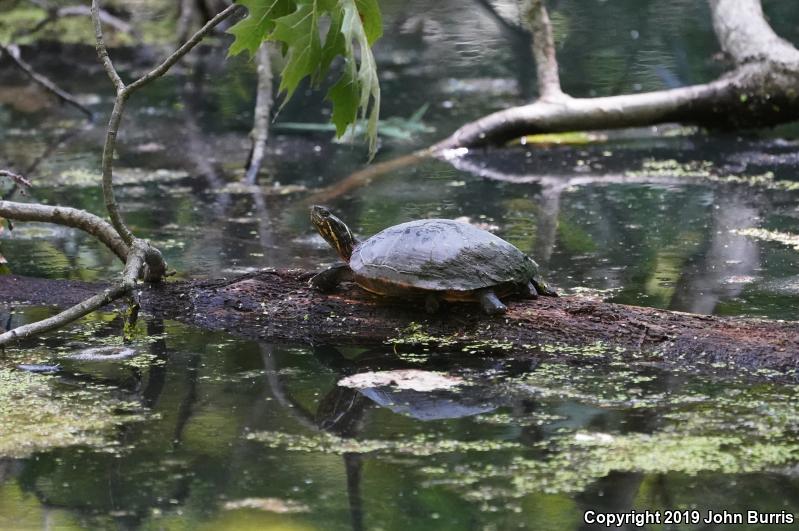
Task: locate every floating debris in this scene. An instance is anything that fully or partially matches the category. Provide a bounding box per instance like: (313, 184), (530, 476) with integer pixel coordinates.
(733, 228), (799, 251)
(223, 498), (310, 513)
(339, 369), (464, 392)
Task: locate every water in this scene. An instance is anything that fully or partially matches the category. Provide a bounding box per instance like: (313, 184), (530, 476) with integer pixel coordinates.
(2, 1), (799, 529)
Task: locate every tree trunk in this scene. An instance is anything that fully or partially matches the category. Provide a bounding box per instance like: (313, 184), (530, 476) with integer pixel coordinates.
(4, 272), (799, 378)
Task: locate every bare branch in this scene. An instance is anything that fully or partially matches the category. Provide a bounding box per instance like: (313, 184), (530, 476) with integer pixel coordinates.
(305, 150), (431, 204)
(15, 4), (135, 40)
(91, 0), (125, 94)
(61, 6), (134, 36)
(0, 200), (129, 262)
(0, 44), (94, 120)
(0, 283), (130, 346)
(0, 239), (151, 346)
(521, 0), (564, 100)
(176, 0), (196, 45)
(0, 170), (32, 189)
(91, 0), (241, 247)
(433, 0), (799, 150)
(126, 3), (241, 94)
(245, 45), (274, 184)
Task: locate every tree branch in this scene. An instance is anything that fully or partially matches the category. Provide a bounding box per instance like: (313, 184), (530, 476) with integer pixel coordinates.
(244, 44), (274, 184)
(91, 0), (240, 247)
(709, 0), (799, 64)
(0, 283), (130, 346)
(0, 240), (150, 346)
(0, 170), (32, 189)
(0, 1), (235, 346)
(0, 44), (94, 120)
(431, 0), (799, 150)
(522, 0), (564, 100)
(125, 3), (241, 94)
(15, 4), (136, 40)
(0, 200), (130, 262)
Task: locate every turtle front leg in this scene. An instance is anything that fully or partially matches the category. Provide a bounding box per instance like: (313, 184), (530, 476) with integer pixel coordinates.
(478, 289), (507, 315)
(310, 263), (353, 293)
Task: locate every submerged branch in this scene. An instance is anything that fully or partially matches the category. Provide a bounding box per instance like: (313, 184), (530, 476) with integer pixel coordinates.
(0, 240), (149, 346)
(0, 44), (94, 120)
(0, 284), (130, 346)
(5, 271), (799, 377)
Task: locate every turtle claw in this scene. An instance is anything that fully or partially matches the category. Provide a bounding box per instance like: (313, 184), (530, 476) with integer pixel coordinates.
(479, 290), (507, 316)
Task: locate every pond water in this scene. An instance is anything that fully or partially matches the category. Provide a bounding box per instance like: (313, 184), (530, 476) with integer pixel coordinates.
(2, 0), (799, 529)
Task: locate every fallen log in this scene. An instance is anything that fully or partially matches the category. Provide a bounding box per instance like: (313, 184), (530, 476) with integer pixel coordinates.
(3, 271), (798, 378)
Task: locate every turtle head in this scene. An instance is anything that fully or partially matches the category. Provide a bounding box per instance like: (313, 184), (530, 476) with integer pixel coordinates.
(311, 205), (357, 262)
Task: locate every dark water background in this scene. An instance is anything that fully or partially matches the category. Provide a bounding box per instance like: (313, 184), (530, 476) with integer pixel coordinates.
(2, 0), (799, 529)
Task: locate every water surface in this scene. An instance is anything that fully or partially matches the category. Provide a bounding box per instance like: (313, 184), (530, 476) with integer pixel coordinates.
(2, 1), (799, 529)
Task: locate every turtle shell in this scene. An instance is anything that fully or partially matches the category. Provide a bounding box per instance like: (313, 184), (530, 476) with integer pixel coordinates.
(349, 219), (537, 297)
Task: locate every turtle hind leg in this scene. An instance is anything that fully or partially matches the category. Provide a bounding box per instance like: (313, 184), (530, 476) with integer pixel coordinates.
(525, 282), (539, 300)
(425, 294), (441, 314)
(310, 263), (353, 293)
(530, 276), (558, 297)
(478, 289), (507, 315)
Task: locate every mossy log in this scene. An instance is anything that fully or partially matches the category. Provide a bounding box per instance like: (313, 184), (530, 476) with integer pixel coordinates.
(3, 271), (798, 378)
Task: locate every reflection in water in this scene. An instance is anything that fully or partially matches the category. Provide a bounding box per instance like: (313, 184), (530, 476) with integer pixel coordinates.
(3, 0), (799, 528)
(0, 318), (798, 529)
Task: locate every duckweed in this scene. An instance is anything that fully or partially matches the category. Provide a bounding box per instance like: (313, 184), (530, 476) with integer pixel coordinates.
(246, 431), (521, 455)
(0, 369), (147, 458)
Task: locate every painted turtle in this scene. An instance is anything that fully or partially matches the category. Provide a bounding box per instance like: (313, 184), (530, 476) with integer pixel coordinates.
(309, 205), (557, 315)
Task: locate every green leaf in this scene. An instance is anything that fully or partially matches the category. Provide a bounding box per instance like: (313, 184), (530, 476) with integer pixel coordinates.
(228, 0), (383, 158)
(271, 2), (322, 99)
(335, 0), (381, 158)
(355, 0), (382, 44)
(316, 6), (345, 82)
(328, 69), (359, 136)
(228, 0), (295, 56)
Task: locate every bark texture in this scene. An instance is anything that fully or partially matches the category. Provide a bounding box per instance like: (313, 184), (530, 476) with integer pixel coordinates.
(3, 272), (798, 378)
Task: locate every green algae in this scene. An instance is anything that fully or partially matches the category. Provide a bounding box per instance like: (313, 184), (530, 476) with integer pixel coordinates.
(461, 338), (514, 354)
(473, 411), (567, 427)
(388, 323), (515, 353)
(246, 431), (521, 456)
(626, 159), (799, 191)
(537, 341), (626, 360)
(0, 369), (147, 458)
(387, 322), (458, 349)
(425, 431), (799, 500)
(56, 167), (189, 188)
(418, 362), (799, 500)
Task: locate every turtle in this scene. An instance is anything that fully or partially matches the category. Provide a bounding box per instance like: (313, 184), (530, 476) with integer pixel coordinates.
(309, 205), (557, 315)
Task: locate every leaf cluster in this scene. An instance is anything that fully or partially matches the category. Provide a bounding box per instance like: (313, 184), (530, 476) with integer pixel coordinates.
(229, 0), (382, 157)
